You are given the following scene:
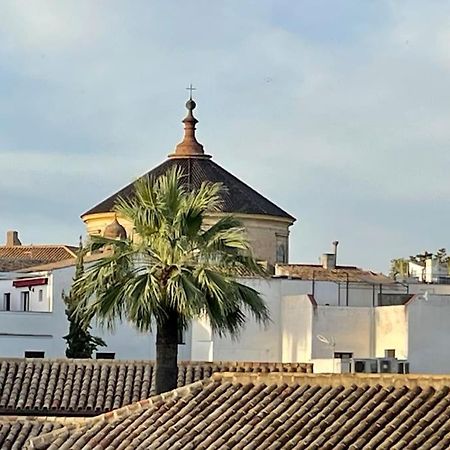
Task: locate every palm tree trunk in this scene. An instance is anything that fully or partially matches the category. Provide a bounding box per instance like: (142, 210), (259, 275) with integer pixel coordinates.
(155, 310), (179, 394)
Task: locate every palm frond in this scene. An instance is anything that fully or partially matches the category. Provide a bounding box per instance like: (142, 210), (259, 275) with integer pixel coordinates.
(74, 165), (269, 339)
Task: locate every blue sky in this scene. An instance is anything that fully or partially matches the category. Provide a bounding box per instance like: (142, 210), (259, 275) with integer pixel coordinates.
(0, 1), (449, 272)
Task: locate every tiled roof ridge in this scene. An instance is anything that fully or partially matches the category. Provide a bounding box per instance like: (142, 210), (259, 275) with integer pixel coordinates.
(0, 415), (85, 424)
(0, 244), (76, 250)
(0, 358), (308, 367)
(212, 372), (450, 389)
(278, 263), (361, 270)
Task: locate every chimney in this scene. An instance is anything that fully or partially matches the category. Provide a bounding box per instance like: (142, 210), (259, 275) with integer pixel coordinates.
(6, 230), (22, 247)
(321, 253), (336, 270)
(332, 241), (339, 267)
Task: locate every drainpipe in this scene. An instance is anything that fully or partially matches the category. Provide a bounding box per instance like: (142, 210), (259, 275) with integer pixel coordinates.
(345, 272), (349, 306)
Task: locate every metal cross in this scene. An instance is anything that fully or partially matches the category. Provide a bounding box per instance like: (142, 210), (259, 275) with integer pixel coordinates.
(186, 84), (196, 99)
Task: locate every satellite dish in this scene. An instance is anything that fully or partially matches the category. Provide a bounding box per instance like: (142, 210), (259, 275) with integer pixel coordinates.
(317, 335), (331, 345)
(316, 334), (335, 346)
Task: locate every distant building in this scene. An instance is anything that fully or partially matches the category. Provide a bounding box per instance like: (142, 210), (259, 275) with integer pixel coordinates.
(2, 249), (450, 374)
(391, 250), (450, 284)
(0, 230), (77, 272)
(408, 257), (449, 284)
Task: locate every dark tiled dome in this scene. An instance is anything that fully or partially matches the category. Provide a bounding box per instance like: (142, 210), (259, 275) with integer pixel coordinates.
(82, 96), (295, 222)
(83, 157), (294, 220)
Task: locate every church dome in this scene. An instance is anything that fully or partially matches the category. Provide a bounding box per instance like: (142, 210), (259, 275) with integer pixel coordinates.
(103, 217), (127, 240)
(82, 95), (295, 222)
(82, 90), (296, 266)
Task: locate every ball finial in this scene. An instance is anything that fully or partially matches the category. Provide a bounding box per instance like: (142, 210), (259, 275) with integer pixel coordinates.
(186, 98), (196, 111)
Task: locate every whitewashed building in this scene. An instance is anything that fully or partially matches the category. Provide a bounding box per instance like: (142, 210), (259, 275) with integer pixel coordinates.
(3, 254), (450, 374)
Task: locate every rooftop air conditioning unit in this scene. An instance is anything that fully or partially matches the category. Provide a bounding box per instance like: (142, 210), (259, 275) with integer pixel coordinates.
(351, 358), (409, 374)
(378, 358), (392, 373)
(351, 359), (377, 374)
(397, 361), (410, 374)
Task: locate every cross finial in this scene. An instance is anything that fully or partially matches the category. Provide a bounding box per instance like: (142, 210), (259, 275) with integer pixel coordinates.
(186, 83), (196, 100)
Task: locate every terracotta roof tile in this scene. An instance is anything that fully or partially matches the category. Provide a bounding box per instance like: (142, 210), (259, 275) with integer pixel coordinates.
(28, 373), (450, 449)
(275, 263), (394, 284)
(0, 359), (311, 416)
(0, 416), (82, 450)
(0, 246), (77, 272)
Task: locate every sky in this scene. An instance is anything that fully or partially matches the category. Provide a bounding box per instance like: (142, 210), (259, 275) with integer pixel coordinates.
(0, 0), (449, 273)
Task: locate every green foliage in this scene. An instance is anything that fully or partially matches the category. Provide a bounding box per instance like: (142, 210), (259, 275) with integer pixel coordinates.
(390, 258), (409, 279)
(73, 166), (270, 336)
(63, 240), (106, 358)
(434, 248), (449, 264)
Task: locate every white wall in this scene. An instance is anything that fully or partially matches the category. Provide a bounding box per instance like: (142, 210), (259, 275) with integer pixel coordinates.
(311, 305), (373, 359)
(281, 295), (313, 363)
(0, 269), (67, 357)
(375, 306), (407, 359)
(212, 278), (283, 361)
(407, 294), (450, 373)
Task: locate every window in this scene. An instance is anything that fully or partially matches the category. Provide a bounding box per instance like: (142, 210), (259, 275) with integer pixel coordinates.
(3, 293), (10, 311)
(21, 291), (30, 311)
(24, 351), (45, 358)
(276, 244), (286, 263)
(96, 352), (115, 359)
(38, 289), (43, 302)
(334, 352), (353, 360)
(385, 349), (396, 358)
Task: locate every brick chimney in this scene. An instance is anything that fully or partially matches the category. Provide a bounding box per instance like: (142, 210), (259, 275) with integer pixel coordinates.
(6, 231), (21, 247)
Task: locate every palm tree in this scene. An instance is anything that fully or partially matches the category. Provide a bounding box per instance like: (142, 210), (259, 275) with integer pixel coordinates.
(73, 166), (269, 393)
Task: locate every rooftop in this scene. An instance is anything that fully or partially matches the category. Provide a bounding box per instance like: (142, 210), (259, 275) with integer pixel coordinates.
(275, 263), (394, 284)
(0, 359), (311, 417)
(0, 231), (77, 272)
(28, 372), (450, 449)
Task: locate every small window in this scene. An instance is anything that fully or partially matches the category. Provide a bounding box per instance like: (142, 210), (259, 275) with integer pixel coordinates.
(276, 244), (287, 263)
(96, 352), (115, 360)
(38, 290), (43, 302)
(385, 349), (396, 358)
(3, 293), (11, 311)
(21, 291), (30, 311)
(24, 351), (45, 358)
(334, 352), (353, 360)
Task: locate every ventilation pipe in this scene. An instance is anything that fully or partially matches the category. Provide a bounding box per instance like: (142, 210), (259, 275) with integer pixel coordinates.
(332, 241), (339, 267)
